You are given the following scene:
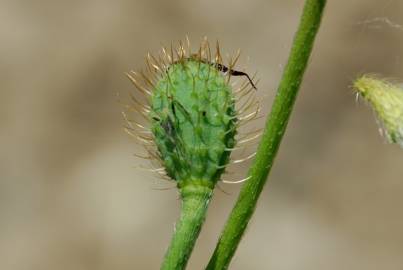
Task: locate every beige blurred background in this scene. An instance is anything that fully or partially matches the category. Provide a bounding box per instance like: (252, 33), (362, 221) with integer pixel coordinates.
(1, 0), (403, 269)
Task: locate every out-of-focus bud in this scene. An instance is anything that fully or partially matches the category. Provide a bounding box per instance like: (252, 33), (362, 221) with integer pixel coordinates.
(354, 74), (403, 147)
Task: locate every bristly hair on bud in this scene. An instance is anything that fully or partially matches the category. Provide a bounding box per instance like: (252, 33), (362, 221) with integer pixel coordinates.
(354, 74), (403, 148)
(123, 37), (260, 189)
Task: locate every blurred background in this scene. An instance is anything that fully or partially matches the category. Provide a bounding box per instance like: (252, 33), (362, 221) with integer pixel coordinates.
(1, 0), (403, 269)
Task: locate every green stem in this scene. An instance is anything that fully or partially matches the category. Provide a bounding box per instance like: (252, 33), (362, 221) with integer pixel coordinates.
(161, 184), (213, 270)
(206, 1), (326, 269)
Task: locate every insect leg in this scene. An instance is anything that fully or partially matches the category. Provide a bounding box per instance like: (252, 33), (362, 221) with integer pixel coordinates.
(228, 70), (257, 90)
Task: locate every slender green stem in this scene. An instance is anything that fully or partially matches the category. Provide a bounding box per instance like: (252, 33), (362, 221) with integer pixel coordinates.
(161, 184), (213, 270)
(206, 1), (326, 269)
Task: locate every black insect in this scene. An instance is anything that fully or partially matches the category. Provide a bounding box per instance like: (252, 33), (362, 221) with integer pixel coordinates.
(171, 57), (257, 90)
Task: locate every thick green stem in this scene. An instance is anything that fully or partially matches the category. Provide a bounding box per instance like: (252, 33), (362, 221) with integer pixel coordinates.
(161, 184), (213, 270)
(206, 1), (326, 269)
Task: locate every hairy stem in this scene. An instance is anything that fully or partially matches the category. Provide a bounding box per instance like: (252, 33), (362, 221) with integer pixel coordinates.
(161, 184), (213, 270)
(206, 1), (327, 269)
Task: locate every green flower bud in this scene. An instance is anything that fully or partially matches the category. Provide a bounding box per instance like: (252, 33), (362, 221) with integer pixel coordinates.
(125, 38), (259, 188)
(354, 74), (403, 147)
(150, 58), (236, 188)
